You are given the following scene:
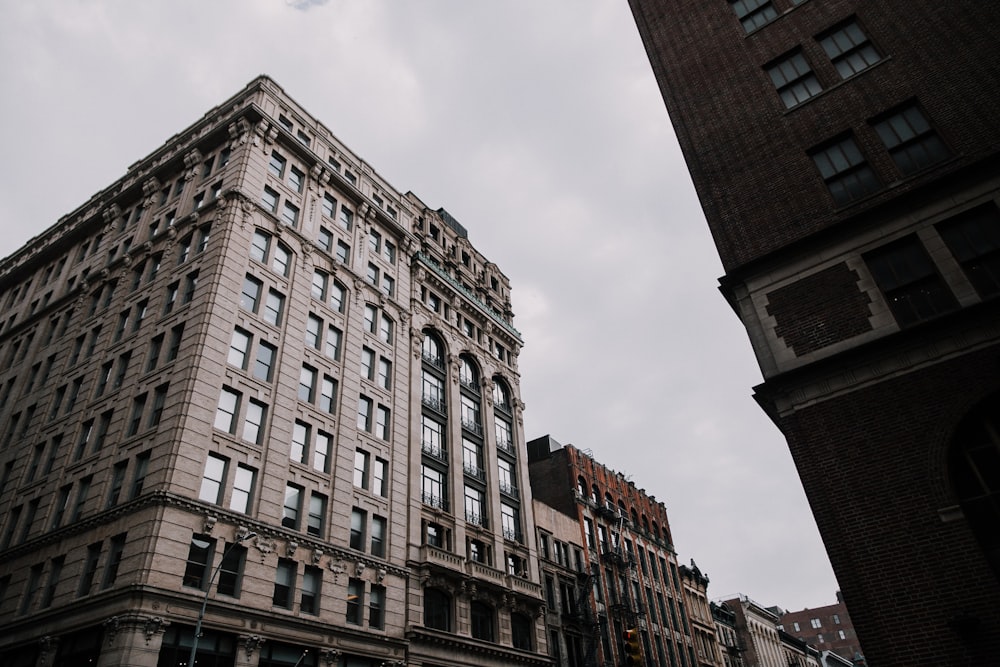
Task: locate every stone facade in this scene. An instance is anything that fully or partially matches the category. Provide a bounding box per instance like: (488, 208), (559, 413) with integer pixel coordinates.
(627, 1), (1000, 664)
(0, 76), (544, 667)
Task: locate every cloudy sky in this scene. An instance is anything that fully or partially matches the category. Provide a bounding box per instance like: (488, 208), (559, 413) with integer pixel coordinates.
(0, 1), (838, 611)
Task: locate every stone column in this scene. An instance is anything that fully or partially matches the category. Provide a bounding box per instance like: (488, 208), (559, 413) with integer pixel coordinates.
(97, 614), (170, 667)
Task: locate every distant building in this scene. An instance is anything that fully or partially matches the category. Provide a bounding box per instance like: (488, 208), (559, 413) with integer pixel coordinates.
(723, 596), (785, 667)
(528, 435), (695, 667)
(778, 631), (820, 667)
(628, 1), (1000, 663)
(780, 594), (865, 665)
(679, 561), (723, 667)
(0, 76), (546, 667)
(711, 602), (745, 667)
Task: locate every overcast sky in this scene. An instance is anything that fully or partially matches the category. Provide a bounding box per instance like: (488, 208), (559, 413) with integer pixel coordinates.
(0, 1), (839, 611)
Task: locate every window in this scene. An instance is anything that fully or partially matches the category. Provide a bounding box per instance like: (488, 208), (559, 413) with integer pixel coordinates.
(357, 395), (373, 431)
(810, 136), (881, 205)
(366, 262), (379, 286)
(820, 19), (881, 79)
(182, 534), (216, 589)
(381, 274), (394, 297)
(322, 193), (337, 218)
(463, 437), (483, 478)
(811, 618), (822, 629)
(146, 334), (163, 372)
(230, 464), (256, 513)
(167, 323), (184, 361)
(291, 421), (310, 464)
(461, 394), (481, 432)
(363, 514), (386, 560)
(288, 166), (304, 193)
(471, 601), (494, 641)
(273, 558), (296, 609)
(301, 566), (321, 615)
(373, 457), (388, 497)
(499, 457), (517, 496)
(281, 201), (299, 227)
(465, 485), (486, 526)
(163, 281), (179, 314)
(369, 584), (385, 629)
(511, 612), (533, 650)
(346, 578), (363, 624)
(350, 508), (366, 550)
(298, 365), (317, 402)
(261, 186), (279, 213)
(369, 230), (382, 254)
(864, 235), (957, 327)
(361, 346), (375, 380)
(70, 476), (92, 522)
(375, 405), (391, 440)
(873, 103), (950, 176)
(268, 151), (286, 178)
(319, 375), (338, 414)
(127, 393), (147, 436)
(330, 280), (346, 312)
(938, 205), (1000, 298)
(78, 541), (102, 597)
(307, 492), (326, 537)
(336, 240), (351, 265)
(339, 207), (353, 231)
(421, 465), (447, 509)
(501, 503), (521, 542)
(314, 431), (332, 473)
(272, 243), (291, 277)
(263, 289), (285, 326)
(215, 387), (241, 433)
(379, 312), (393, 343)
(354, 449), (370, 489)
(424, 588), (451, 631)
(317, 226), (333, 252)
(241, 275), (262, 313)
(21, 563), (43, 614)
(729, 0), (776, 32)
(766, 50), (822, 108)
(130, 451), (150, 499)
(149, 383), (169, 427)
(326, 325), (343, 360)
(50, 485), (71, 529)
(254, 341), (277, 382)
(199, 453), (228, 504)
(311, 271), (327, 301)
(251, 230), (270, 262)
(282, 484), (303, 529)
(243, 399), (267, 444)
(217, 541), (247, 597)
(229, 329), (251, 369)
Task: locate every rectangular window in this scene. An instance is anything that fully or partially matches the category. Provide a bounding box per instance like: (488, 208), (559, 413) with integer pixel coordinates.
(243, 398), (267, 445)
(350, 507), (366, 550)
(273, 558), (296, 609)
(322, 193), (337, 218)
(937, 204), (1000, 298)
(281, 201), (299, 227)
(369, 584), (385, 629)
(146, 334), (163, 372)
(183, 534), (215, 589)
(269, 151), (287, 178)
(78, 541), (102, 597)
(102, 533), (126, 589)
(199, 453), (228, 504)
(339, 208), (353, 231)
(127, 393), (147, 436)
(288, 166), (304, 193)
(464, 485), (486, 526)
(317, 226), (333, 252)
(319, 375), (338, 414)
(70, 476), (92, 522)
(864, 235), (957, 327)
(361, 346), (375, 380)
(346, 578), (363, 624)
(229, 328), (251, 368)
(314, 431), (332, 473)
(216, 541), (247, 597)
(766, 50), (822, 108)
(306, 314), (322, 349)
(373, 457), (388, 497)
(730, 0), (776, 33)
(377, 357), (392, 390)
(254, 341), (277, 382)
(167, 323), (184, 361)
(371, 514), (387, 557)
(263, 289), (284, 326)
(810, 136), (881, 205)
(301, 565), (321, 615)
(291, 420), (310, 465)
(241, 275), (262, 313)
(230, 464), (256, 513)
(872, 103), (950, 176)
(129, 451), (150, 499)
(149, 383), (169, 427)
(298, 365), (317, 403)
(307, 492), (327, 537)
(326, 325), (342, 360)
(820, 19), (882, 79)
(354, 449), (370, 489)
(357, 395), (373, 431)
(215, 387), (240, 433)
(251, 230), (270, 262)
(21, 563), (43, 615)
(262, 186), (279, 213)
(282, 483), (302, 529)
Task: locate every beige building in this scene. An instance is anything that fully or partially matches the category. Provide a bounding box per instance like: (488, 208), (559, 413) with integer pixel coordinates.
(0, 76), (546, 667)
(722, 596), (785, 667)
(677, 562), (721, 667)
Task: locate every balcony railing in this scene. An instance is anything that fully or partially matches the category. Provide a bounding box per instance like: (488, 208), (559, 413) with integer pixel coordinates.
(421, 441), (447, 462)
(422, 351), (444, 369)
(461, 419), (482, 436)
(496, 439), (515, 456)
(499, 481), (519, 498)
(503, 527), (523, 543)
(421, 492), (448, 511)
(463, 464), (485, 481)
(422, 395), (447, 414)
(465, 512), (488, 528)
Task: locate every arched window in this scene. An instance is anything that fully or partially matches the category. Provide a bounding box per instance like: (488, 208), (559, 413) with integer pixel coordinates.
(423, 587), (452, 631)
(492, 378), (511, 412)
(651, 520), (660, 540)
(470, 601), (495, 642)
(949, 392), (1000, 580)
(642, 515), (651, 534)
(511, 611), (533, 650)
(422, 331), (444, 366)
(591, 484), (600, 504)
(459, 354), (479, 388)
(630, 508), (639, 528)
(604, 493), (615, 511)
(577, 476), (588, 497)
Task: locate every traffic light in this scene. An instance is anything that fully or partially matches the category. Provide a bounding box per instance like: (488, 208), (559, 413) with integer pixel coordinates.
(623, 628), (643, 667)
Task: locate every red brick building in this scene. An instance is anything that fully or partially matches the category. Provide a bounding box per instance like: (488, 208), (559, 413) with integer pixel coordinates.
(780, 595), (864, 665)
(627, 1), (1000, 665)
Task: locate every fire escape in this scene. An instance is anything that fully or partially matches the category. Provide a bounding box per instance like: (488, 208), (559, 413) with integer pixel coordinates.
(597, 506), (646, 663)
(568, 568), (601, 667)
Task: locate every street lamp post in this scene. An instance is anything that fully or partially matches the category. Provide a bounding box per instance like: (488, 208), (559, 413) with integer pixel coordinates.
(186, 531), (257, 667)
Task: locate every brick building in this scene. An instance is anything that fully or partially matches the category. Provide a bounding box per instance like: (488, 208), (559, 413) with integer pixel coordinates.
(677, 562), (722, 667)
(779, 595), (864, 665)
(0, 76), (546, 666)
(528, 435), (696, 667)
(627, 1), (1000, 664)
